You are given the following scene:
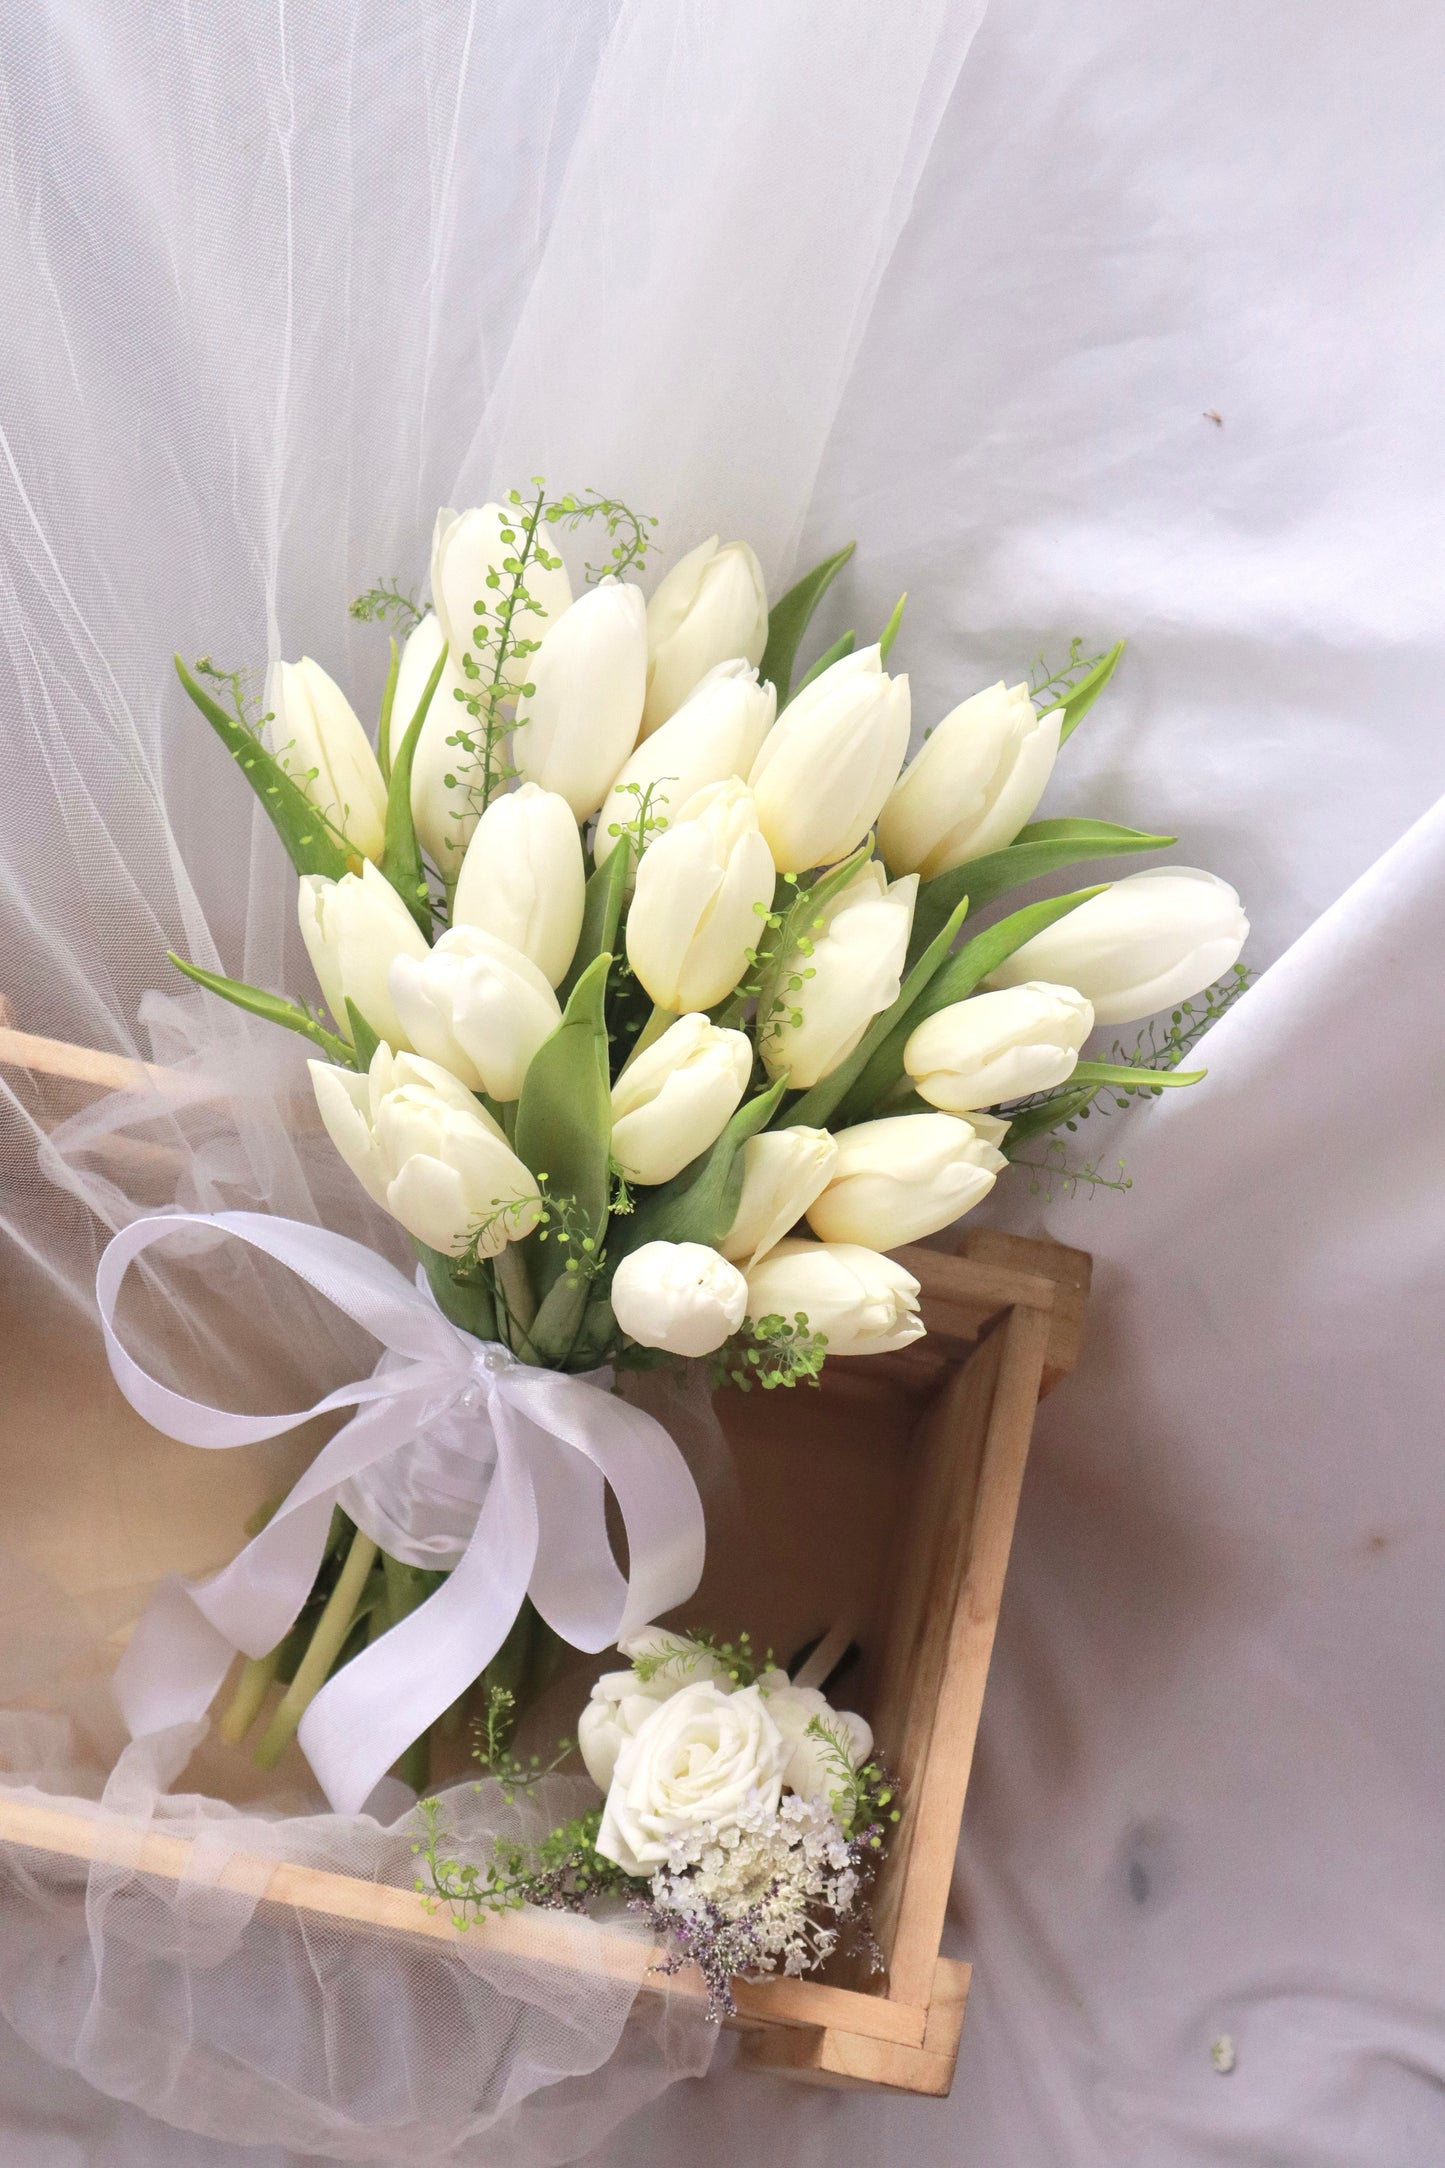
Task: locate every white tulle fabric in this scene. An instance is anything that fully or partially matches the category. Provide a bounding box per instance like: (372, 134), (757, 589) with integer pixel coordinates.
(0, 1), (985, 2157)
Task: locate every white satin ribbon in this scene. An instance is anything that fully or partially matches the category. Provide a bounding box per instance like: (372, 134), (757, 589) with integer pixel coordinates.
(97, 1211), (706, 1815)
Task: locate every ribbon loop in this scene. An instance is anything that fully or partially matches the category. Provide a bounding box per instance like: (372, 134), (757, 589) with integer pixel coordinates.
(99, 1211), (706, 1815)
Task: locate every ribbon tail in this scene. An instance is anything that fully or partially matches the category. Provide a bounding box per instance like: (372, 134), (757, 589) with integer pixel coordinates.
(299, 1442), (540, 1816)
(112, 1574), (243, 1740)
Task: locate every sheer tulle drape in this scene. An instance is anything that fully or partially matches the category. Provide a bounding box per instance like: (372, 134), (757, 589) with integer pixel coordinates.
(0, 1), (986, 2155)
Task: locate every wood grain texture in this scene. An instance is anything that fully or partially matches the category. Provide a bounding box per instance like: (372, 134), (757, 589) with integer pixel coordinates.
(882, 1303), (1053, 2009)
(736, 1959), (970, 2093)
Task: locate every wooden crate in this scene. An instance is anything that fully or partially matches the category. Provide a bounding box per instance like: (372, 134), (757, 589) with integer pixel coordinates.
(0, 1020), (1089, 2096)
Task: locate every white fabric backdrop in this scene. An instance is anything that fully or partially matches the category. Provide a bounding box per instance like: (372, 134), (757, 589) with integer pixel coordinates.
(3, 0), (1444, 2159)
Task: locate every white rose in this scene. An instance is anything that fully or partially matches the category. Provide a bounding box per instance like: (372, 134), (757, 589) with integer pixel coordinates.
(594, 1680), (789, 1875)
(578, 1629), (735, 1790)
(757, 1669), (873, 1805)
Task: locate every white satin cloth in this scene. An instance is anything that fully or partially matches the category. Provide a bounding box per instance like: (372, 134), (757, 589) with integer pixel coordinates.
(98, 1212), (706, 1816)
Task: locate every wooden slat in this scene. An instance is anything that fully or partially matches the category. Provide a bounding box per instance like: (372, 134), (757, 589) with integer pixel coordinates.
(882, 1303), (1052, 2006)
(0, 1024), (164, 1094)
(958, 1228), (1092, 1394)
(0, 1795), (926, 2046)
(738, 1958), (969, 2093)
(864, 1330), (1004, 1966)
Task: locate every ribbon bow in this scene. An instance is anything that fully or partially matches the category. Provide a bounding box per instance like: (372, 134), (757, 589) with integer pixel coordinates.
(98, 1211), (706, 1815)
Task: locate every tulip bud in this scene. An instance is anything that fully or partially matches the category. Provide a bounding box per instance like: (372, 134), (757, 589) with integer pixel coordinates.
(625, 780), (776, 1013)
(903, 982), (1095, 1112)
(719, 1126), (839, 1269)
(388, 927), (561, 1103)
(596, 659), (776, 863)
(804, 1113), (1006, 1248)
(388, 612), (480, 882)
(610, 1014), (752, 1186)
(642, 537), (768, 736)
(986, 868), (1249, 1026)
(742, 1237), (924, 1357)
(451, 781), (586, 988)
(877, 681), (1059, 878)
(610, 1240), (748, 1357)
(761, 862), (917, 1088)
(430, 504), (573, 691)
(513, 578), (647, 820)
(309, 1044), (541, 1257)
(747, 644), (911, 874)
(268, 657), (388, 863)
(297, 861), (430, 1049)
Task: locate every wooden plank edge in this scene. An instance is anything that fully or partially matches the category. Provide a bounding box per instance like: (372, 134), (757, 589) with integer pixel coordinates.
(0, 1024), (165, 1094)
(738, 1957), (970, 2095)
(0, 1794), (927, 2047)
(882, 1303), (1053, 2007)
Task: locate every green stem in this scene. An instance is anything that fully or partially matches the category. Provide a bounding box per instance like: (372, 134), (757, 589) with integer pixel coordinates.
(219, 1648), (282, 1744)
(493, 1242), (537, 1336)
(254, 1528), (378, 1770)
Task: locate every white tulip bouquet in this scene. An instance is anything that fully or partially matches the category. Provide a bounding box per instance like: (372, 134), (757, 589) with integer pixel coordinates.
(162, 479), (1249, 1802)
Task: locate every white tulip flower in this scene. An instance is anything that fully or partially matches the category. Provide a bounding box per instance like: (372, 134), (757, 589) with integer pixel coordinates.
(747, 644), (910, 873)
(610, 1014), (752, 1186)
(760, 862), (917, 1088)
(742, 1237), (924, 1357)
(719, 1127), (839, 1269)
(986, 868), (1249, 1026)
(610, 1240), (748, 1358)
(878, 681), (1059, 878)
(804, 1113), (1006, 1248)
(625, 779), (776, 1013)
(387, 612), (477, 882)
(596, 659), (776, 863)
(268, 657), (388, 863)
(512, 577), (648, 820)
(387, 927), (561, 1104)
(430, 503), (572, 691)
(309, 1045), (540, 1257)
(642, 537), (768, 737)
(903, 982), (1095, 1112)
(451, 781), (585, 988)
(297, 861), (430, 1049)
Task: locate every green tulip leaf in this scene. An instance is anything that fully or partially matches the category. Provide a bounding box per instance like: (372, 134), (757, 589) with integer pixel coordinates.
(787, 890), (971, 1131)
(513, 952), (614, 1297)
(906, 818), (1174, 971)
(761, 541), (856, 706)
(344, 1000), (382, 1071)
(168, 952), (354, 1065)
(878, 592), (907, 663)
(412, 1236), (498, 1341)
(613, 1074), (789, 1262)
(379, 640), (447, 936)
(999, 1081), (1100, 1148)
(560, 836), (632, 1004)
(1067, 1060), (1205, 1089)
(174, 656), (354, 882)
(1049, 639), (1126, 743)
(836, 885), (1108, 1122)
(792, 628), (856, 698)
